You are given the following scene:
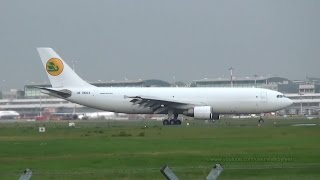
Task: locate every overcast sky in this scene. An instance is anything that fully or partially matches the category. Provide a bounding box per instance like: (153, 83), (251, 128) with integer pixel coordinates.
(1, 0), (320, 89)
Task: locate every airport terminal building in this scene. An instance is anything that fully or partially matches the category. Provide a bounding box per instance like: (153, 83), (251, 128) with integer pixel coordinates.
(191, 76), (298, 93)
(1, 77), (320, 118)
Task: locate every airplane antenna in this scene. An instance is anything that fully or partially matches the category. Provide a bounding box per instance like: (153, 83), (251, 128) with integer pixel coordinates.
(253, 74), (258, 87)
(229, 67), (234, 87)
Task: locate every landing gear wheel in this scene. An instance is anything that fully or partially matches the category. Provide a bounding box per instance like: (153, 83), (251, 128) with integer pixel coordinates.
(175, 119), (182, 125)
(163, 119), (169, 125)
(170, 119), (176, 125)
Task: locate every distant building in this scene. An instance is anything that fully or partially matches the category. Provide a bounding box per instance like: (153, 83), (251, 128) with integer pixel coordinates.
(299, 84), (320, 94)
(24, 79), (171, 99)
(306, 77), (320, 84)
(1, 89), (25, 99)
(143, 79), (171, 87)
(0, 98), (85, 116)
(93, 80), (144, 87)
(24, 84), (52, 99)
(281, 93), (320, 115)
(192, 76), (299, 93)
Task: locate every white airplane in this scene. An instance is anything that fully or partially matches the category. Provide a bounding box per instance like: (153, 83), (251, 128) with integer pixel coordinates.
(0, 111), (20, 119)
(36, 48), (293, 125)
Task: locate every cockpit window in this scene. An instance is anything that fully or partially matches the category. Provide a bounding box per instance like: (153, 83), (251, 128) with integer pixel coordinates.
(277, 95), (285, 98)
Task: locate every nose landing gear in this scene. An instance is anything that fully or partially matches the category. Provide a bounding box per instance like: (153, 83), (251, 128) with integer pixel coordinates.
(258, 116), (264, 123)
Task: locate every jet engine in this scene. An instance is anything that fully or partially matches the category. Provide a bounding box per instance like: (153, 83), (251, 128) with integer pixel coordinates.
(183, 106), (219, 120)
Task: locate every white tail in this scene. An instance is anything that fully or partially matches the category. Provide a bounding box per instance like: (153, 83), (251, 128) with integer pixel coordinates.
(37, 48), (93, 88)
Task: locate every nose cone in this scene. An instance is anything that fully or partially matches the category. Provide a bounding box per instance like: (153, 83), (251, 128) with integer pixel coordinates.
(286, 98), (293, 107)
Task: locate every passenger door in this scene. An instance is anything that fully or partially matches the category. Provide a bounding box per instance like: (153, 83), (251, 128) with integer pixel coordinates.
(260, 91), (268, 102)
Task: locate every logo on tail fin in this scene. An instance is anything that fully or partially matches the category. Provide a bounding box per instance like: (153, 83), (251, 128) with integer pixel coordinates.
(46, 58), (64, 76)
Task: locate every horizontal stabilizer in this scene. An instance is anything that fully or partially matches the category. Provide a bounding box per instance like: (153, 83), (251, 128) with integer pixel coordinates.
(36, 87), (72, 99)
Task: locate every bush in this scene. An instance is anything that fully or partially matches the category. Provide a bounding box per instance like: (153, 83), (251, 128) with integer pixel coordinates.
(112, 131), (132, 137)
(119, 131), (131, 137)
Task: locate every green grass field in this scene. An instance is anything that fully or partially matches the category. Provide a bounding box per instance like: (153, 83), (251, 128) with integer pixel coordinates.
(0, 118), (320, 179)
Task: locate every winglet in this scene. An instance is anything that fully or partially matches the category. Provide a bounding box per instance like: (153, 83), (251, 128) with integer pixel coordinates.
(37, 48), (93, 88)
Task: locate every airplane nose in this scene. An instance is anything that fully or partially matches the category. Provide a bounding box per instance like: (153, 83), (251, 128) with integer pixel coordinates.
(287, 98), (293, 106)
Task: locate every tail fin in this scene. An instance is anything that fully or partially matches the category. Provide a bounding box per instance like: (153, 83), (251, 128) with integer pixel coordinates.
(37, 48), (93, 88)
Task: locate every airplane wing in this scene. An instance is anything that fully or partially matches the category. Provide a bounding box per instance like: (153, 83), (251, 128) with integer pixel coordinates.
(126, 95), (196, 114)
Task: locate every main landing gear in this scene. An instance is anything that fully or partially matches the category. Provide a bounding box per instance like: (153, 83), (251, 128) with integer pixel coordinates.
(162, 112), (182, 125)
(163, 119), (182, 125)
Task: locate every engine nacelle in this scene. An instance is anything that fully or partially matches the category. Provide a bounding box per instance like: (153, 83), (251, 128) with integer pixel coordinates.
(183, 106), (219, 120)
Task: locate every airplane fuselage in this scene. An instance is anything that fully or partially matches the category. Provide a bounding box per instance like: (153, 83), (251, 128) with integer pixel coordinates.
(61, 87), (292, 114)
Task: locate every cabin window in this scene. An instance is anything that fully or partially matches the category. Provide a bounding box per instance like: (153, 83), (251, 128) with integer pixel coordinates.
(277, 95), (284, 98)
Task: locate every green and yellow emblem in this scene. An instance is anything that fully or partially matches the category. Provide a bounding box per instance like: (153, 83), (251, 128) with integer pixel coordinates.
(46, 58), (64, 76)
